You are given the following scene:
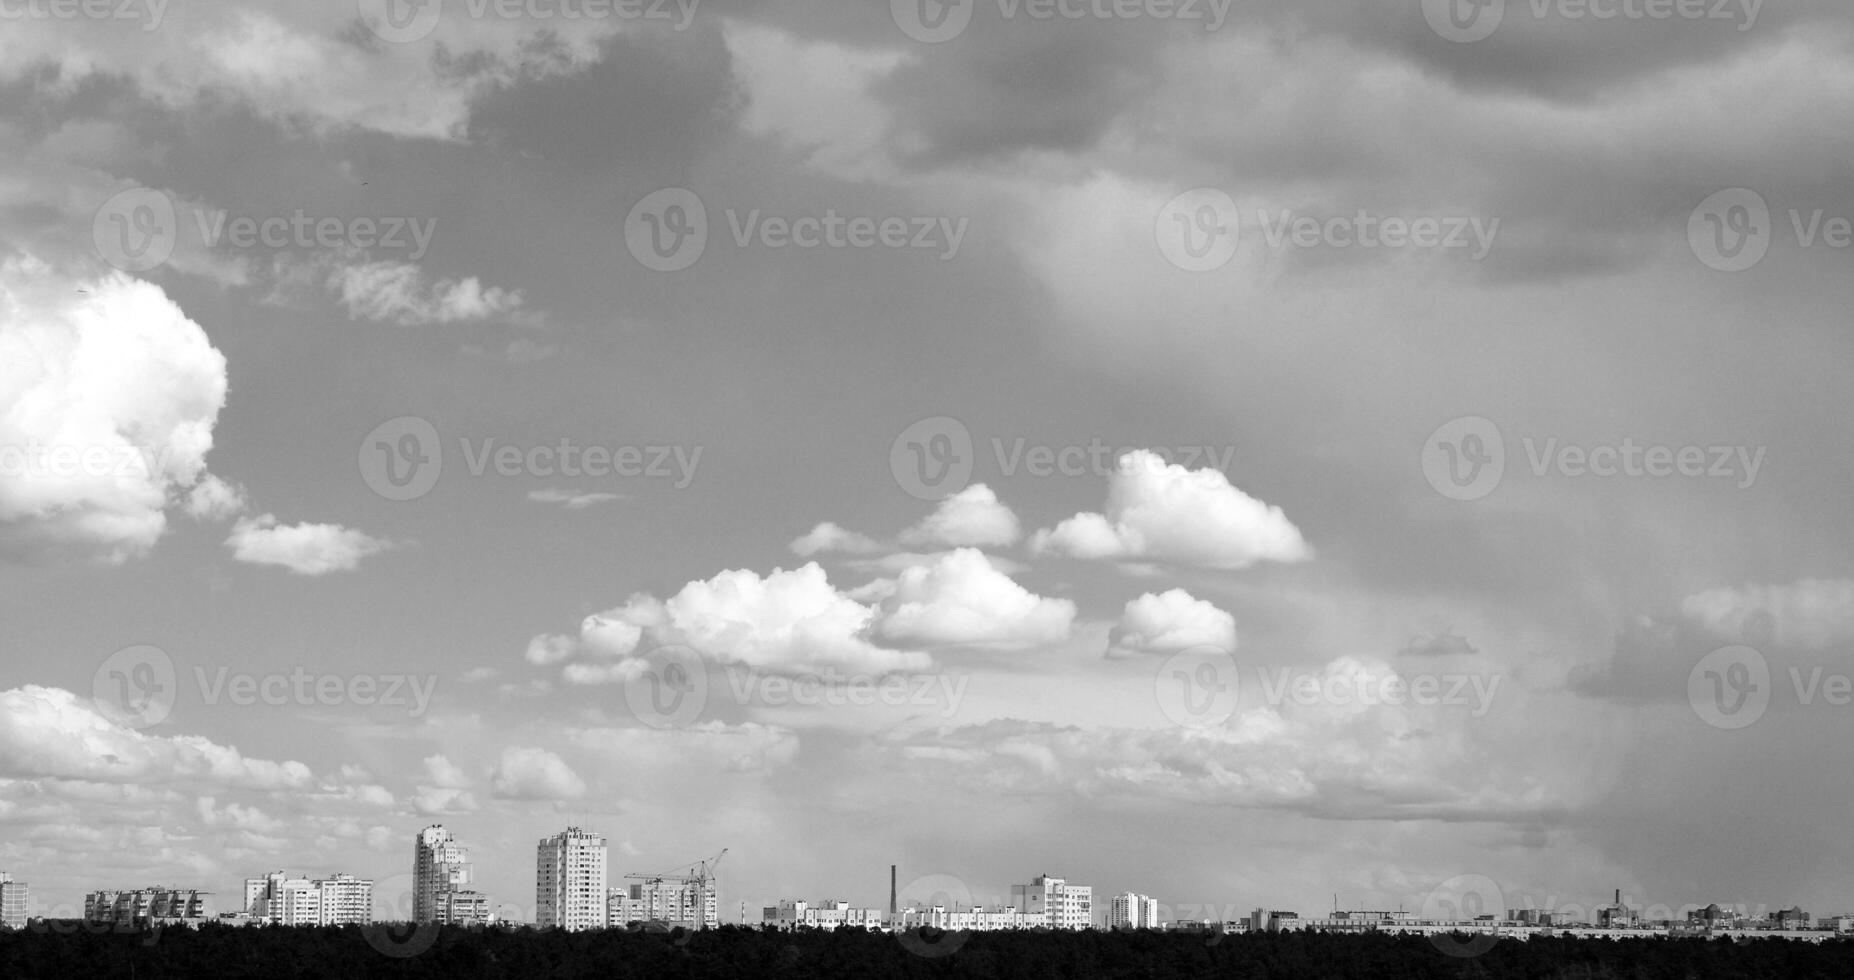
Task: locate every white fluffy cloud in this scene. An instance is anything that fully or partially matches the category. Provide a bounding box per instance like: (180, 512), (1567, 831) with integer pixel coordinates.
(0, 267), (228, 563)
(326, 260), (533, 326)
(789, 521), (883, 557)
(224, 514), (393, 574)
(898, 484), (1020, 549)
(873, 548), (1075, 650)
(1110, 588), (1238, 655)
(489, 746), (587, 801)
(184, 474), (250, 522)
(1031, 450), (1310, 570)
(0, 686), (313, 789)
(530, 563), (932, 679)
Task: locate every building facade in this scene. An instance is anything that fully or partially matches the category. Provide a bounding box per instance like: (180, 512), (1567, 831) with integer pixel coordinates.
(1108, 892), (1160, 930)
(243, 872), (373, 926)
(1013, 875), (1093, 930)
(413, 825), (475, 924)
(0, 872), (27, 930)
(611, 878), (718, 930)
(432, 889), (492, 926)
(536, 827), (607, 931)
(761, 899), (885, 930)
(84, 888), (212, 926)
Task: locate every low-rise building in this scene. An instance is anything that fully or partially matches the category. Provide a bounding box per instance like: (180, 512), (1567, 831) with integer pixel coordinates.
(84, 888), (212, 927)
(761, 899), (885, 930)
(1013, 875), (1092, 930)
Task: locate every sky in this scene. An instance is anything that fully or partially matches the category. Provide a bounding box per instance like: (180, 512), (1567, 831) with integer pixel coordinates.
(2, 0), (1854, 928)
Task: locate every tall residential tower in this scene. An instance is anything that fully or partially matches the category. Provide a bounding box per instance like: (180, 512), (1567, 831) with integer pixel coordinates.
(536, 827), (608, 931)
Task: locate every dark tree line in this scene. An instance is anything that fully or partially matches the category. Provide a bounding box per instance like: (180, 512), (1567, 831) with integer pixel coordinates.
(2, 922), (1851, 979)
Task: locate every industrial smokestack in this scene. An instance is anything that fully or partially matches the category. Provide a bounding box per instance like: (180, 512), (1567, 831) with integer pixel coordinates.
(1615, 889), (1621, 906)
(890, 865), (897, 915)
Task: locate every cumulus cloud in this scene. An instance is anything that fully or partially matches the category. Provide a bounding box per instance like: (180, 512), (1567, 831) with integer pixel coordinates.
(788, 521), (882, 557)
(184, 474), (249, 522)
(898, 484), (1020, 549)
(0, 266), (228, 563)
(0, 686), (312, 789)
(1109, 588), (1238, 655)
(528, 562), (935, 679)
(872, 548), (1075, 650)
(527, 488), (622, 510)
(325, 260), (533, 327)
(1031, 450), (1310, 570)
(489, 746), (586, 801)
(224, 514), (393, 574)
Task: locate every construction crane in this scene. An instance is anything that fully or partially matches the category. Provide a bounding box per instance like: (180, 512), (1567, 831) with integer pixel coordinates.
(623, 848), (728, 929)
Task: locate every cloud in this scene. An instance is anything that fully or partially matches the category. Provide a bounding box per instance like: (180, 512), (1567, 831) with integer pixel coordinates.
(489, 746), (586, 801)
(184, 474), (249, 522)
(898, 484), (1021, 549)
(1031, 450), (1310, 570)
(0, 686), (312, 790)
(224, 514), (393, 575)
(527, 487), (623, 510)
(324, 260), (533, 327)
(530, 562), (933, 679)
(0, 265), (228, 563)
(789, 521), (883, 557)
(1681, 579), (1854, 651)
(872, 548), (1075, 650)
(1109, 588), (1238, 655)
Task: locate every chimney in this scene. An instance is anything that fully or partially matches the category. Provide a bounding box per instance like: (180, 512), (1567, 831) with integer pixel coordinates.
(890, 865), (897, 915)
(1615, 889), (1621, 907)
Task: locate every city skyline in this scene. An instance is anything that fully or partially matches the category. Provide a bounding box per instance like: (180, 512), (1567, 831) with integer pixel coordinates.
(4, 0), (1854, 946)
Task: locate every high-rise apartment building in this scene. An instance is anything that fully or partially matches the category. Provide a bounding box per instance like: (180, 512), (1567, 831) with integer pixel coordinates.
(0, 872), (28, 930)
(536, 827), (607, 931)
(1013, 875), (1093, 930)
(243, 872), (373, 926)
(432, 889), (492, 926)
(413, 825), (475, 924)
(1109, 892), (1160, 929)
